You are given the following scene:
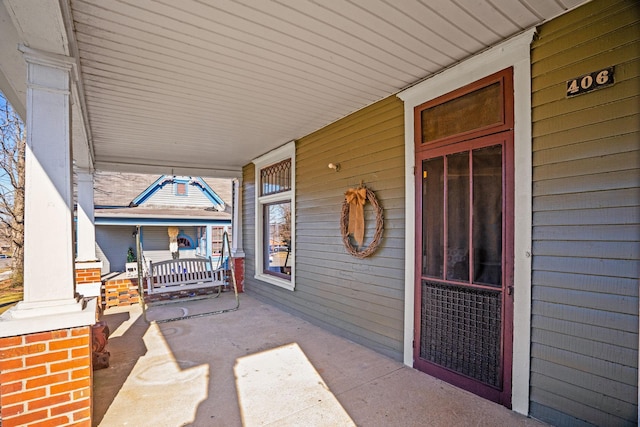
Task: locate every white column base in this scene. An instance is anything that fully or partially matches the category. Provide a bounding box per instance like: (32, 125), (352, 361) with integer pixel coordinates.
(75, 260), (104, 297)
(76, 282), (101, 298)
(8, 297), (83, 318)
(231, 250), (246, 258)
(75, 258), (102, 268)
(0, 298), (97, 337)
(74, 261), (103, 269)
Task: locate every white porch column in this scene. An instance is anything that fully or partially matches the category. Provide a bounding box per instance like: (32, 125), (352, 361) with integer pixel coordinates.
(231, 178), (245, 257)
(75, 168), (97, 261)
(75, 167), (102, 299)
(2, 47), (95, 325)
(206, 225), (213, 257)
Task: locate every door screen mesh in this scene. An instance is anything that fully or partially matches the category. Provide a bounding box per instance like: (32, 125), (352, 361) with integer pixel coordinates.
(420, 281), (502, 387)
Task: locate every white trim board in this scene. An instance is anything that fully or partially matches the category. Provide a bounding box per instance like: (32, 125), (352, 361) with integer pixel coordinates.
(397, 28), (536, 416)
(252, 141), (296, 291)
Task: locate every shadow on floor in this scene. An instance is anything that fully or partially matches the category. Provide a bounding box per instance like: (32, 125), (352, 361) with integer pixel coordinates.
(92, 308), (149, 426)
(94, 294), (547, 427)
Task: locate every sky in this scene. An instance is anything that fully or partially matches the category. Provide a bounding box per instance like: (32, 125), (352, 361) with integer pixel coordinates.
(0, 90), (21, 195)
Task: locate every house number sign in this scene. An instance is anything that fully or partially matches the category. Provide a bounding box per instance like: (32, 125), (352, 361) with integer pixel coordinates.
(566, 66), (614, 97)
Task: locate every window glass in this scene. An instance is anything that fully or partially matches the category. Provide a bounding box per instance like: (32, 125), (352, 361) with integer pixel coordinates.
(264, 202), (291, 278)
(211, 227), (225, 255)
(253, 141), (295, 290)
(422, 157), (444, 278)
(446, 152), (470, 282)
(421, 145), (503, 287)
(176, 182), (188, 196)
(177, 234), (193, 249)
(421, 82), (502, 144)
(261, 159), (291, 196)
(472, 145), (502, 286)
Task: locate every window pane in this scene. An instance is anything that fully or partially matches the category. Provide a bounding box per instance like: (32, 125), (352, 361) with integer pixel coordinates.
(264, 202), (291, 279)
(473, 145), (502, 286)
(446, 152), (469, 281)
(422, 157), (444, 278)
(421, 82), (502, 144)
(261, 159), (291, 196)
(211, 227), (229, 255)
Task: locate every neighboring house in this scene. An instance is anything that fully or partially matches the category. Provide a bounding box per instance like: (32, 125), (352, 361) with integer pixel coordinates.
(92, 172), (232, 274)
(0, 223), (10, 255)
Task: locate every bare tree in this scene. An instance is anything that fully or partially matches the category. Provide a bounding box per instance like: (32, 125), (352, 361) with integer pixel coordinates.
(0, 93), (25, 288)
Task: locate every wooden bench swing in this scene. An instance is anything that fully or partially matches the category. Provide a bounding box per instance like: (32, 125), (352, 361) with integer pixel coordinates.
(134, 227), (239, 323)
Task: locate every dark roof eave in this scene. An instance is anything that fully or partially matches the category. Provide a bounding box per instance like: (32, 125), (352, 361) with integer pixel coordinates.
(95, 216), (231, 226)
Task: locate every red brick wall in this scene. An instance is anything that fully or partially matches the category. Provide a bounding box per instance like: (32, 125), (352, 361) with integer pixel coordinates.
(75, 268), (101, 285)
(104, 278), (139, 309)
(233, 258), (244, 293)
(0, 326), (92, 427)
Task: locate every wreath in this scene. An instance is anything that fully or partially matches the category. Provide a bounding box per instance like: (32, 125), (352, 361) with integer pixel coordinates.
(340, 187), (383, 258)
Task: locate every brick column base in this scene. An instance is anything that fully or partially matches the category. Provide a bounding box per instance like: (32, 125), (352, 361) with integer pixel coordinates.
(233, 257), (244, 293)
(0, 326), (92, 426)
(75, 261), (103, 308)
(103, 277), (140, 310)
(74, 268), (101, 285)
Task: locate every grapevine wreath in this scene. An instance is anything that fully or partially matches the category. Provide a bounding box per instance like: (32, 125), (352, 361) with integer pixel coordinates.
(340, 186), (383, 259)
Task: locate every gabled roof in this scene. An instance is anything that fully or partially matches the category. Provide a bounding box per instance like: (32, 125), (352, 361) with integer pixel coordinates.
(131, 175), (225, 210)
(92, 171), (232, 224)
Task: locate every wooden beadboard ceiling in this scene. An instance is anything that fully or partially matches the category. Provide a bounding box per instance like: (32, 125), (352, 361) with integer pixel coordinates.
(69, 0), (589, 175)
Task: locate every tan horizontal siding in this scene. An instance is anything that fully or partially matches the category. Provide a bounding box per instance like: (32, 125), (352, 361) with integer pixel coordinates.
(533, 315), (637, 349)
(533, 284), (637, 314)
(533, 114), (639, 152)
(533, 131), (639, 166)
(534, 206), (639, 225)
(242, 95), (406, 360)
(533, 187), (639, 211)
(533, 94), (639, 138)
(533, 269), (637, 298)
(530, 375), (636, 427)
(242, 164), (256, 282)
(530, 1), (639, 425)
(532, 71), (639, 121)
(533, 239), (639, 260)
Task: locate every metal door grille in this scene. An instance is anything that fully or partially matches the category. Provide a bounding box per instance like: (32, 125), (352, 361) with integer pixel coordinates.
(420, 281), (502, 387)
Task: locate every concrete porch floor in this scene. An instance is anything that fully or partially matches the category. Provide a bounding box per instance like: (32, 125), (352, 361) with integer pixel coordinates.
(93, 294), (547, 427)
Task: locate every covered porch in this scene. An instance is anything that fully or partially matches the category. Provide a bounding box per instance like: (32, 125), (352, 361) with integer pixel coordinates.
(94, 293), (544, 426)
(3, 1), (635, 426)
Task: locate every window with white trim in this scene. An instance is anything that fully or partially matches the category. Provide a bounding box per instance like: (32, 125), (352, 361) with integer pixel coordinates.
(253, 142), (295, 290)
(177, 231), (194, 249)
(175, 180), (188, 196)
(211, 226), (229, 255)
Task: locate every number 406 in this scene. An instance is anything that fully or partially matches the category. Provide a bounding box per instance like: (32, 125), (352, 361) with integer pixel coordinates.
(567, 67), (615, 97)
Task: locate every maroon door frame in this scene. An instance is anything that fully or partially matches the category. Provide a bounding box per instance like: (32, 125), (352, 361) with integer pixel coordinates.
(413, 68), (515, 407)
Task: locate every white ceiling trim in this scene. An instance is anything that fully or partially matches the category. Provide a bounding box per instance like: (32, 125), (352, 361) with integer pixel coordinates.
(1, 0), (592, 176)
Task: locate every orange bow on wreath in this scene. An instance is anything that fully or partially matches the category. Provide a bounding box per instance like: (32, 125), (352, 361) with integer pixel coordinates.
(345, 187), (367, 246)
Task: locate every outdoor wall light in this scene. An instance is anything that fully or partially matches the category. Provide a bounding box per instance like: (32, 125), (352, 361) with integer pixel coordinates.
(328, 163), (341, 172)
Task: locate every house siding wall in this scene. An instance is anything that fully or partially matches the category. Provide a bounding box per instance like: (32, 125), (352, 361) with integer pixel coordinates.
(96, 225), (136, 273)
(142, 226), (197, 264)
(530, 1), (639, 425)
(242, 96), (406, 360)
(96, 225), (203, 274)
(146, 182), (214, 208)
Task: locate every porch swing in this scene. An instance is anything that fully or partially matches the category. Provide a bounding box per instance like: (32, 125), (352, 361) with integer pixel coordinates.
(134, 226), (240, 323)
